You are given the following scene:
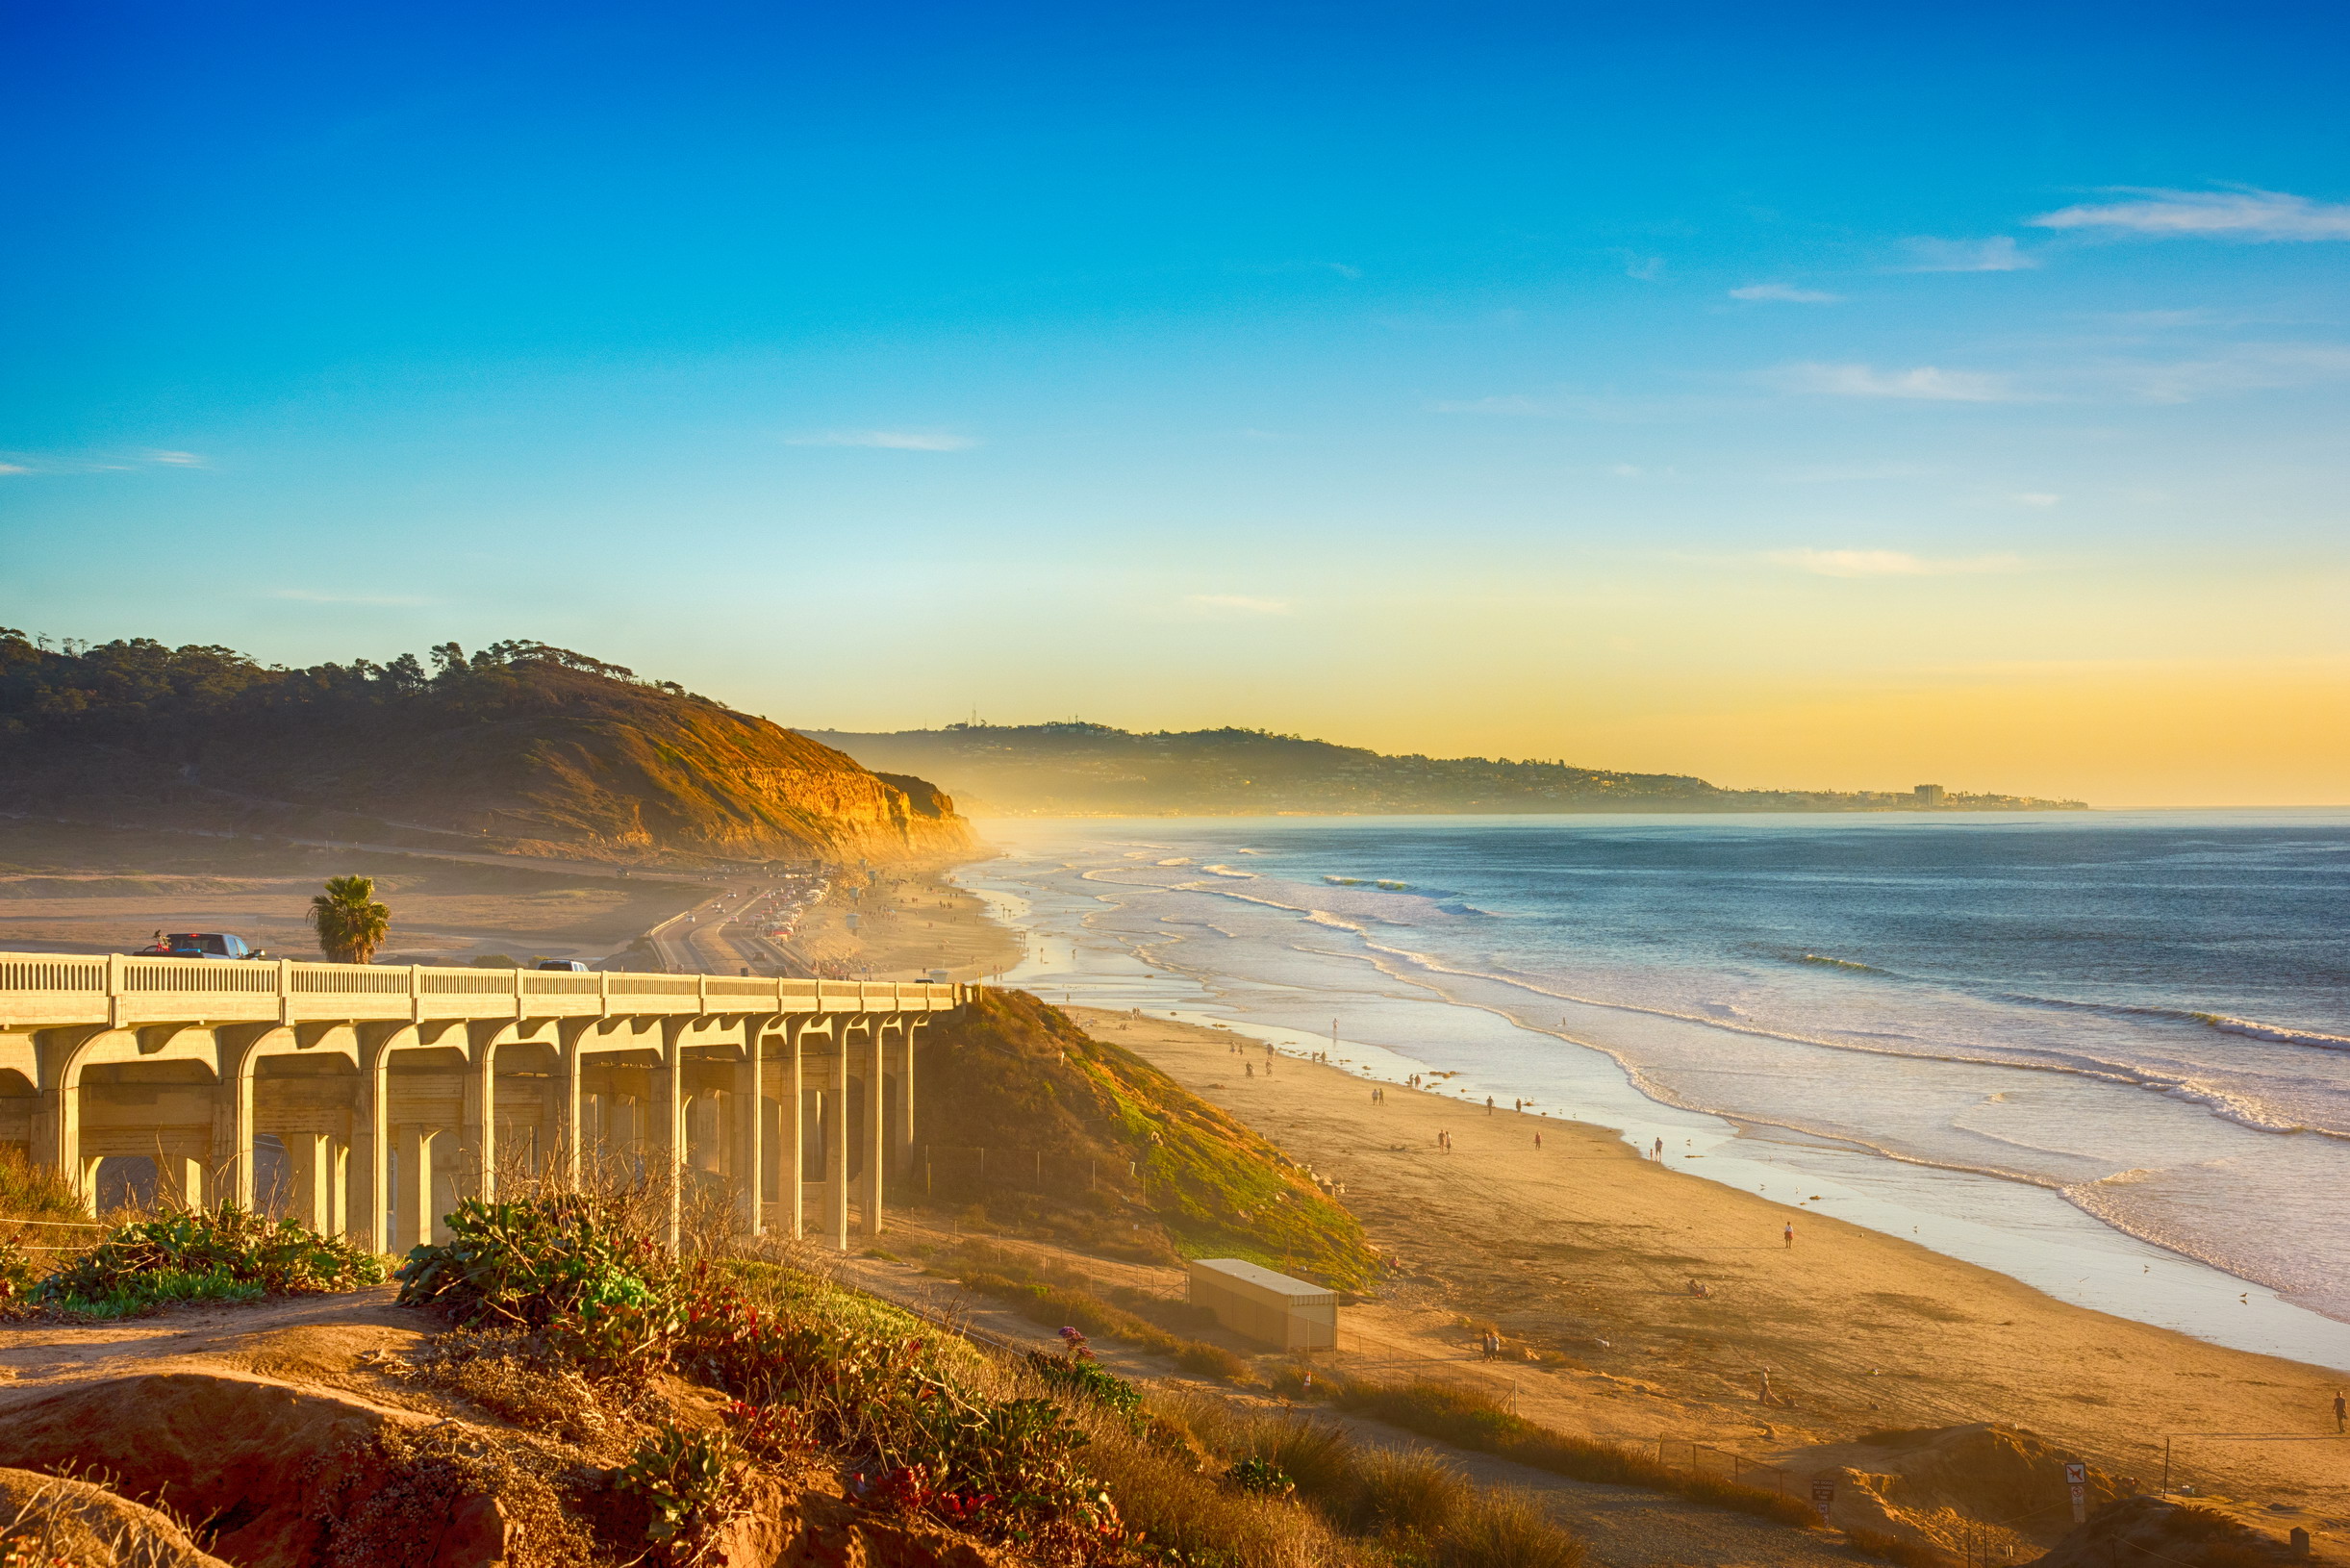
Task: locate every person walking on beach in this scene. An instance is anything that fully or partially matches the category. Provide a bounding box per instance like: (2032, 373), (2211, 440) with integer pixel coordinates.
(2335, 1390), (2346, 1433)
(1534, 1131), (1542, 1149)
(1783, 1221), (1795, 1250)
(1652, 1137), (1664, 1161)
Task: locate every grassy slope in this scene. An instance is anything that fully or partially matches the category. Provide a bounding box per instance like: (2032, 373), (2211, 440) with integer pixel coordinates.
(917, 989), (1375, 1287)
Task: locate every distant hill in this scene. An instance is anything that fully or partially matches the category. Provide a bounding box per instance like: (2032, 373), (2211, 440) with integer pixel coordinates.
(804, 721), (2087, 816)
(0, 632), (974, 866)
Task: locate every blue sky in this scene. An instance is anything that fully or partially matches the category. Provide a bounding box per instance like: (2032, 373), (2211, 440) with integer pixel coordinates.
(5, 1), (2347, 804)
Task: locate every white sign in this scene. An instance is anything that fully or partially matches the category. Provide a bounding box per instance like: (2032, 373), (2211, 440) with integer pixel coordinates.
(2065, 1463), (2088, 1523)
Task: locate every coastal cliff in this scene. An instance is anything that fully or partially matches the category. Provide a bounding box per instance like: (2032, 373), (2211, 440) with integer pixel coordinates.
(0, 633), (973, 867)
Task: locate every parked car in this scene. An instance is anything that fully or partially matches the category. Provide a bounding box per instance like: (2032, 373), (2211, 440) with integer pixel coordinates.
(535, 959), (592, 972)
(138, 932), (266, 959)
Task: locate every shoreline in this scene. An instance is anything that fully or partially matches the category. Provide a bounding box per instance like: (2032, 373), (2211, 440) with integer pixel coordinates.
(948, 857), (2350, 1376)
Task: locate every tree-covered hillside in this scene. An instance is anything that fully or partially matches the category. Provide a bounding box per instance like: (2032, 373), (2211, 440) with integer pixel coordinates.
(0, 632), (973, 866)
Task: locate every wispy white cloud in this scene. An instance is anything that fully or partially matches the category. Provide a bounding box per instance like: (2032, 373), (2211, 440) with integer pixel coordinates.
(1773, 462), (1939, 483)
(271, 589), (435, 606)
(2119, 342), (2350, 403)
(1606, 464), (1644, 478)
(2030, 187), (2350, 241)
(0, 449), (210, 475)
(1184, 594), (1292, 615)
(2009, 493), (2060, 507)
(1771, 363), (2025, 402)
(1232, 259), (1363, 280)
(1428, 394), (1555, 416)
(1730, 283), (1841, 303)
(1899, 236), (2038, 272)
(1770, 548), (2022, 578)
(1612, 249), (1665, 281)
(785, 430), (979, 451)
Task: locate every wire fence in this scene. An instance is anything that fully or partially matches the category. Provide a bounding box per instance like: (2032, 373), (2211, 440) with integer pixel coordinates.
(917, 1144), (1135, 1203)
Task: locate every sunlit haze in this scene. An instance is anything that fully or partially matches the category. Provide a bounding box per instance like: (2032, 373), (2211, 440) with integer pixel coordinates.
(6, 3), (2347, 806)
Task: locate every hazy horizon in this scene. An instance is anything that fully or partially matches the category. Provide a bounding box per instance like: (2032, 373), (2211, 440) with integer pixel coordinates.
(5, 3), (2346, 809)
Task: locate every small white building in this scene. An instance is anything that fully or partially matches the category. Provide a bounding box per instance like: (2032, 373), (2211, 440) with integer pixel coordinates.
(1185, 1257), (1339, 1351)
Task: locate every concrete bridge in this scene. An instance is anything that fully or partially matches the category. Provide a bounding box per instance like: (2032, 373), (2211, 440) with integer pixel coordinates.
(0, 951), (961, 1253)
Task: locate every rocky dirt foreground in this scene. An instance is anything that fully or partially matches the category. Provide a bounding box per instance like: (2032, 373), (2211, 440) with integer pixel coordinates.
(0, 1289), (1006, 1568)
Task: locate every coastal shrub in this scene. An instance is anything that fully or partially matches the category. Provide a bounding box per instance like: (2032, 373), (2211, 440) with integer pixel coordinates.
(1336, 1446), (1474, 1537)
(1328, 1375), (1818, 1529)
(0, 1236), (36, 1311)
(1242, 1419), (1358, 1505)
(1435, 1490), (1586, 1568)
(34, 1203), (383, 1316)
(631, 1252), (1123, 1551)
(1056, 1397), (1345, 1568)
(0, 1146), (85, 1224)
(1225, 1457), (1296, 1499)
(617, 1424), (753, 1568)
(1026, 1349), (1148, 1432)
(394, 1197), (661, 1327)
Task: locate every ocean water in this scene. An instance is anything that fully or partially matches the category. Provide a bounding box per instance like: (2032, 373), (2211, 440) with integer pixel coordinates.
(960, 810), (2350, 1370)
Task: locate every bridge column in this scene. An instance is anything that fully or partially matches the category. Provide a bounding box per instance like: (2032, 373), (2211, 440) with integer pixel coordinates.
(394, 1125), (436, 1252)
(211, 1026), (275, 1210)
(463, 1025), (506, 1207)
(889, 1018), (919, 1177)
(30, 1028), (104, 1209)
(734, 1018), (768, 1237)
(350, 1025), (404, 1253)
(824, 1024), (850, 1252)
(769, 1017), (805, 1239)
(287, 1133), (333, 1231)
(862, 1019), (889, 1237)
(657, 1020), (689, 1253)
(553, 1022), (591, 1190)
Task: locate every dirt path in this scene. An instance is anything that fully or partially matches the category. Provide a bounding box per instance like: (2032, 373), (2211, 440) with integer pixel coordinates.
(0, 1287), (429, 1410)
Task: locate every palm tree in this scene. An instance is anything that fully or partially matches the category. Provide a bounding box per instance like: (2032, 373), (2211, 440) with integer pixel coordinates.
(309, 875), (391, 964)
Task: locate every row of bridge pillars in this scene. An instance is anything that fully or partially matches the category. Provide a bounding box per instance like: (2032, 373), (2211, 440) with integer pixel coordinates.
(17, 1013), (922, 1255)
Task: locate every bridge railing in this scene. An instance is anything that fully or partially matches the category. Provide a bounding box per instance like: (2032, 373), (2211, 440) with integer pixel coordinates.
(0, 950), (960, 1028)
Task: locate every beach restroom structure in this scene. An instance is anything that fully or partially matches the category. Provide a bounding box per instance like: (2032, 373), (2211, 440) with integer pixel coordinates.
(1185, 1257), (1339, 1351)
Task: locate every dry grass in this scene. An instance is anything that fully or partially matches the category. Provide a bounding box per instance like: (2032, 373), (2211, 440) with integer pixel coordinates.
(1326, 1373), (1820, 1529)
(940, 1240), (1251, 1379)
(0, 1469), (218, 1568)
(316, 1423), (595, 1568)
(1142, 1388), (1586, 1568)
(1845, 1527), (1960, 1568)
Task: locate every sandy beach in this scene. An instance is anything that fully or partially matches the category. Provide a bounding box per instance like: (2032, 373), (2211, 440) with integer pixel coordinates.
(786, 861), (1024, 981)
(1062, 1005), (2350, 1539)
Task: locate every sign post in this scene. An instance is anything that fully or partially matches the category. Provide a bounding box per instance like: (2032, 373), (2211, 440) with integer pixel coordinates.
(1811, 1478), (1836, 1525)
(2064, 1462), (2088, 1525)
